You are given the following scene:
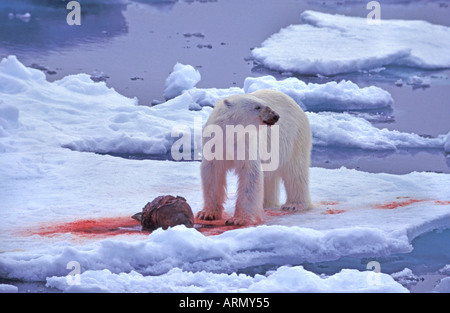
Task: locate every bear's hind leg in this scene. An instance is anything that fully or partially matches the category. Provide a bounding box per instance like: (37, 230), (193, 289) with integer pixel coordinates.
(197, 160), (227, 221)
(281, 164), (313, 211)
(263, 174), (281, 209)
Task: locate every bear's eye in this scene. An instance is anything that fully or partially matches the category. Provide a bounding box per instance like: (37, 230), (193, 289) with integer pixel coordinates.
(255, 106), (262, 111)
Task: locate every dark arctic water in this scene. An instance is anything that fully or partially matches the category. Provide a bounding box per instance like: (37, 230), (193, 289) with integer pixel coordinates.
(237, 228), (450, 292)
(301, 228), (450, 278)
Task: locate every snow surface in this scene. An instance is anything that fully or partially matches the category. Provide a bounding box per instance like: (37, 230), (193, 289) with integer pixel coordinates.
(0, 56), (449, 293)
(252, 10), (450, 75)
(45, 265), (406, 293)
(308, 112), (447, 150)
(0, 284), (18, 293)
(434, 277), (450, 293)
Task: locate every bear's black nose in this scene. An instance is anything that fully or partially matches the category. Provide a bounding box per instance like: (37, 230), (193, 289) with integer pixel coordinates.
(273, 113), (280, 122)
(263, 112), (280, 125)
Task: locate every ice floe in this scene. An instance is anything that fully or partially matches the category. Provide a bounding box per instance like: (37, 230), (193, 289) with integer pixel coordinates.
(252, 10), (450, 75)
(243, 75), (393, 111)
(163, 62), (201, 100)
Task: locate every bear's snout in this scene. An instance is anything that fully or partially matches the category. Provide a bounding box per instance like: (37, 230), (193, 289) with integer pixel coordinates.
(261, 106), (280, 126)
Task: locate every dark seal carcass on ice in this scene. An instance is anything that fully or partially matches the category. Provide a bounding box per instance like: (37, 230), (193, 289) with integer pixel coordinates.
(132, 195), (194, 231)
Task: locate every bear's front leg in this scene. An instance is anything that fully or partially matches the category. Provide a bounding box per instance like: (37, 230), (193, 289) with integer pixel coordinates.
(227, 160), (264, 226)
(197, 160), (227, 221)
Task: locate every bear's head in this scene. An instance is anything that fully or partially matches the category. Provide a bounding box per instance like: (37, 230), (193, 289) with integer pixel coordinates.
(221, 95), (280, 127)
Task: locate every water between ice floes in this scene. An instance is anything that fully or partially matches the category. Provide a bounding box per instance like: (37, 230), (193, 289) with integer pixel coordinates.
(301, 228), (450, 277)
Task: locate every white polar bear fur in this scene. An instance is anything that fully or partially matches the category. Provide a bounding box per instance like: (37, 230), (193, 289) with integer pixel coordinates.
(198, 89), (314, 225)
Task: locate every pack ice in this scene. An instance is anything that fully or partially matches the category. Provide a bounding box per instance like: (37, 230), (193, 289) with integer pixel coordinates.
(252, 10), (450, 75)
(0, 57), (446, 156)
(0, 56), (449, 293)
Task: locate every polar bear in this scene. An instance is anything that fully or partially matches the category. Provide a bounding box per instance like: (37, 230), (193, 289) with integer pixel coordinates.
(196, 89), (314, 225)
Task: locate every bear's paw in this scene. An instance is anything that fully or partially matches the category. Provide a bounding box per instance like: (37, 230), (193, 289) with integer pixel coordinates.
(281, 202), (307, 212)
(225, 217), (251, 226)
(196, 209), (222, 221)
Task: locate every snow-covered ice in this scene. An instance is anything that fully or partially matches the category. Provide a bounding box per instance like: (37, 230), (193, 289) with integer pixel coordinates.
(0, 284), (18, 293)
(434, 277), (450, 292)
(163, 63), (201, 100)
(407, 76), (431, 88)
(45, 265), (407, 293)
(445, 133), (450, 154)
(252, 10), (450, 75)
(243, 75), (393, 111)
(390, 268), (419, 289)
(0, 56), (449, 293)
(308, 112), (447, 151)
(0, 56), (211, 156)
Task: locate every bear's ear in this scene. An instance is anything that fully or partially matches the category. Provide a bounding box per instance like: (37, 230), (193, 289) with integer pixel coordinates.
(224, 99), (232, 108)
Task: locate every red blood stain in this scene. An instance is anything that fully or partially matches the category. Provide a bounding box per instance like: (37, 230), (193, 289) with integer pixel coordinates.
(194, 210), (264, 236)
(197, 208), (302, 236)
(322, 209), (346, 215)
(194, 218), (245, 236)
(373, 198), (427, 210)
(29, 207), (323, 238)
(263, 208), (293, 217)
(30, 215), (248, 238)
(30, 199), (450, 239)
(434, 200), (450, 205)
(319, 200), (344, 215)
(33, 216), (144, 238)
(319, 201), (339, 206)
